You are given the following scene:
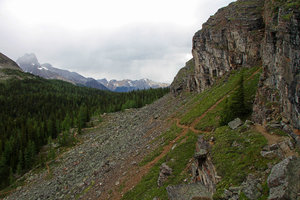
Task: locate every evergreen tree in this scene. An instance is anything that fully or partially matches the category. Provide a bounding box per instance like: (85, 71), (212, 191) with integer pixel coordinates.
(219, 99), (233, 126)
(47, 137), (56, 160)
(219, 74), (247, 125)
(0, 155), (8, 187)
(230, 74), (246, 117)
(9, 167), (14, 185)
(17, 150), (24, 174)
(0, 77), (169, 189)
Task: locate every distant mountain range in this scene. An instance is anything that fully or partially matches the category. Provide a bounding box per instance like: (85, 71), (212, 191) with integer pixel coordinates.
(17, 53), (109, 91)
(98, 78), (169, 92)
(17, 53), (169, 92)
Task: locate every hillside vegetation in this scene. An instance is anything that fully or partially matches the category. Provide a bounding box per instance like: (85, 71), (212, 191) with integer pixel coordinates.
(122, 67), (264, 199)
(0, 69), (169, 189)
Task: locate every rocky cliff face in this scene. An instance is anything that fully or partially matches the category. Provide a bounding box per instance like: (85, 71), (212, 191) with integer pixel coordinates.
(0, 52), (21, 71)
(253, 1), (300, 129)
(171, 0), (264, 94)
(171, 0), (300, 129)
(170, 59), (198, 95)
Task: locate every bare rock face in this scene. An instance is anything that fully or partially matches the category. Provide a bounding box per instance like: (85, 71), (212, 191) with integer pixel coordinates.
(192, 0), (264, 93)
(252, 1), (300, 129)
(171, 0), (264, 94)
(0, 52), (21, 71)
(170, 59), (197, 96)
(171, 0), (300, 130)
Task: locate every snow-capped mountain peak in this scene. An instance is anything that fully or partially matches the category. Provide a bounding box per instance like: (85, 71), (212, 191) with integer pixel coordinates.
(97, 78), (169, 92)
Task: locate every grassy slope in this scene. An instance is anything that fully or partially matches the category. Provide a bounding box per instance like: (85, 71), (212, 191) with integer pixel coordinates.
(210, 126), (277, 199)
(179, 67), (260, 125)
(194, 70), (261, 131)
(122, 131), (197, 200)
(122, 66), (272, 200)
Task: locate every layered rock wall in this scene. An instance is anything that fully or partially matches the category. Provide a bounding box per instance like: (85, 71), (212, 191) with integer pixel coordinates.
(253, 1), (300, 129)
(171, 0), (300, 129)
(192, 0), (264, 92)
(171, 0), (264, 94)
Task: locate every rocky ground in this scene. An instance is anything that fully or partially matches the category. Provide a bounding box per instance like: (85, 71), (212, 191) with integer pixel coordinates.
(4, 93), (188, 200)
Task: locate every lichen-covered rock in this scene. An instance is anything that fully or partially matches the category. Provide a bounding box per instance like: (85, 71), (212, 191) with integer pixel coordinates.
(267, 156), (300, 200)
(157, 163), (172, 187)
(228, 118), (243, 130)
(166, 183), (212, 200)
(241, 174), (262, 200)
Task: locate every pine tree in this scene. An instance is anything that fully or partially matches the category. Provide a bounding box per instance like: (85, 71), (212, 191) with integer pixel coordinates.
(0, 155), (8, 187)
(9, 167), (14, 185)
(47, 137), (55, 160)
(219, 74), (247, 125)
(17, 150), (24, 174)
(230, 74), (246, 117)
(219, 98), (234, 126)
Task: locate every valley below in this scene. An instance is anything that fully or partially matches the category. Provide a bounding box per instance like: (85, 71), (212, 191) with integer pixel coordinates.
(3, 93), (183, 200)
(1, 0), (300, 199)
(4, 66), (299, 200)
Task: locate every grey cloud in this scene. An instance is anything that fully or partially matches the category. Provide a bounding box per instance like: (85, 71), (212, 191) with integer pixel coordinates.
(0, 0), (233, 83)
(37, 23), (193, 82)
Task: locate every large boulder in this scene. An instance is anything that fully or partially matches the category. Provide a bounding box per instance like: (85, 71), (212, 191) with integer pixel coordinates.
(157, 163), (172, 187)
(228, 118), (243, 130)
(241, 174), (262, 200)
(166, 183), (212, 200)
(267, 156), (300, 200)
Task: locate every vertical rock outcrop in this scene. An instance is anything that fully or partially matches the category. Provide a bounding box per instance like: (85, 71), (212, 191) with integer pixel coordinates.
(170, 59), (198, 96)
(171, 0), (265, 94)
(166, 136), (218, 200)
(192, 0), (264, 92)
(171, 0), (300, 129)
(252, 1), (300, 129)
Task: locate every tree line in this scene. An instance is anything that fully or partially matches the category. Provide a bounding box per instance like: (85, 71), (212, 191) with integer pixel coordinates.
(0, 77), (169, 189)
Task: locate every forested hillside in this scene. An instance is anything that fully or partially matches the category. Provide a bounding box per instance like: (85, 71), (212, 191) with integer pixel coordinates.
(0, 69), (169, 189)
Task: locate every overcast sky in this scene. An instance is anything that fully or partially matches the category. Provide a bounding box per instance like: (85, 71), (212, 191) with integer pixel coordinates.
(0, 0), (234, 83)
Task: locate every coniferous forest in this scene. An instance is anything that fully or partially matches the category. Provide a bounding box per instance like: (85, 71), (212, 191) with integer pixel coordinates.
(0, 75), (169, 189)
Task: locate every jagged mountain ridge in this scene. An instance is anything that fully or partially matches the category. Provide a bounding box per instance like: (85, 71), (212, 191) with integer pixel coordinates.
(98, 78), (169, 92)
(171, 0), (300, 130)
(17, 53), (109, 91)
(17, 53), (168, 92)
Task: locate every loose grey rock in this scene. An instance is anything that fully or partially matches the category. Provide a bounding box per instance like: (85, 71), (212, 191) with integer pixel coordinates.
(167, 183), (212, 200)
(228, 118), (243, 130)
(267, 156), (300, 200)
(241, 174), (262, 200)
(157, 163), (172, 187)
(194, 149), (208, 159)
(260, 150), (278, 159)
